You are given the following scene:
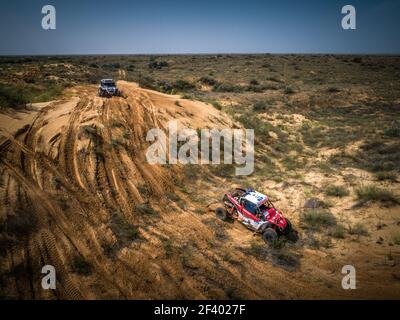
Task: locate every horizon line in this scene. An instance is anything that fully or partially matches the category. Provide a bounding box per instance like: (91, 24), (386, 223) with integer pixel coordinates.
(1, 52), (400, 57)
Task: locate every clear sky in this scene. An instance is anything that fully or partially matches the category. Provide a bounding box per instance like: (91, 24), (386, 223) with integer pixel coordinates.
(1, 0), (399, 55)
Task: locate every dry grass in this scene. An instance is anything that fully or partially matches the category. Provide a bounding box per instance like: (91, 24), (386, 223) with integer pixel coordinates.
(301, 209), (336, 230)
(325, 185), (349, 197)
(355, 186), (399, 206)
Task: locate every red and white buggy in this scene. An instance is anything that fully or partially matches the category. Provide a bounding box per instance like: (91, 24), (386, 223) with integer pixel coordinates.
(216, 188), (299, 243)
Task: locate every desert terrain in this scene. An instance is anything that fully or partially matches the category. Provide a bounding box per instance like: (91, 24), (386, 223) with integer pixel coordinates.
(0, 55), (399, 299)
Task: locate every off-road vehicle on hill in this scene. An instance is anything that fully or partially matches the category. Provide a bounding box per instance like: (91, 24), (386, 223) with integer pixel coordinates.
(98, 79), (121, 97)
(216, 188), (299, 243)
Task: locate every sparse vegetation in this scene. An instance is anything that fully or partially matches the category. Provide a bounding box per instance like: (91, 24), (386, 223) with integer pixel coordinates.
(252, 101), (268, 112)
(199, 76), (217, 86)
(0, 85), (29, 109)
(326, 87), (341, 93)
(136, 203), (158, 215)
(273, 247), (299, 268)
(348, 223), (369, 236)
(71, 255), (92, 276)
(0, 82), (64, 109)
(355, 185), (399, 206)
(110, 211), (140, 244)
(213, 82), (243, 93)
(249, 79), (259, 86)
(0, 208), (37, 256)
(325, 185), (349, 197)
(301, 209), (336, 230)
(330, 224), (346, 239)
(211, 100), (223, 110)
(384, 123), (400, 137)
(173, 79), (195, 91)
(245, 241), (268, 259)
(392, 234), (400, 245)
(148, 59), (168, 70)
(374, 172), (397, 182)
(284, 86), (295, 94)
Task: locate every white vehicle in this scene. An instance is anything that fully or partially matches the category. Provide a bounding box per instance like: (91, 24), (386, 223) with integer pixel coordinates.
(98, 79), (121, 97)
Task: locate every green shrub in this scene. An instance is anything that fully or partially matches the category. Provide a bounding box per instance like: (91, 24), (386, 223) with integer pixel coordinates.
(282, 156), (304, 171)
(1, 208), (37, 240)
(392, 234), (400, 245)
(325, 185), (349, 197)
(348, 223), (368, 236)
(245, 85), (264, 92)
(274, 247), (299, 267)
(355, 185), (399, 205)
(301, 209), (336, 230)
(360, 140), (383, 151)
(266, 76), (281, 82)
(32, 83), (64, 103)
(199, 76), (217, 86)
(369, 161), (396, 173)
(327, 87), (341, 93)
(236, 112), (286, 141)
(182, 94), (193, 100)
(213, 82), (242, 93)
(330, 224), (346, 239)
(148, 60), (168, 69)
(123, 130), (131, 139)
(252, 101), (268, 112)
(246, 241), (267, 257)
(173, 79), (195, 91)
(374, 172), (397, 182)
(109, 138), (123, 150)
(137, 75), (156, 90)
(211, 101), (222, 110)
(157, 80), (173, 92)
(384, 124), (400, 137)
(0, 85), (29, 109)
(102, 62), (121, 69)
(71, 255), (92, 276)
(110, 211), (140, 242)
(284, 86), (295, 94)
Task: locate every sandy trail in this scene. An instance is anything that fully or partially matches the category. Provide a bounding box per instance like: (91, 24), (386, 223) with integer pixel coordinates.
(0, 81), (398, 299)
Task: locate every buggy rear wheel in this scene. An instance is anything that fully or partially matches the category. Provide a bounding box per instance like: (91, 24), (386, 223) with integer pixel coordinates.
(215, 207), (228, 221)
(262, 228), (278, 243)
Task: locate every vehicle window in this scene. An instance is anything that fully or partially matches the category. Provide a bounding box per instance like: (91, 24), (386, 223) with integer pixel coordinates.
(243, 200), (257, 215)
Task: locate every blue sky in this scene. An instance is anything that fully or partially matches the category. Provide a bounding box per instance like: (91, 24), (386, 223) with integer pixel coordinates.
(1, 0), (399, 54)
